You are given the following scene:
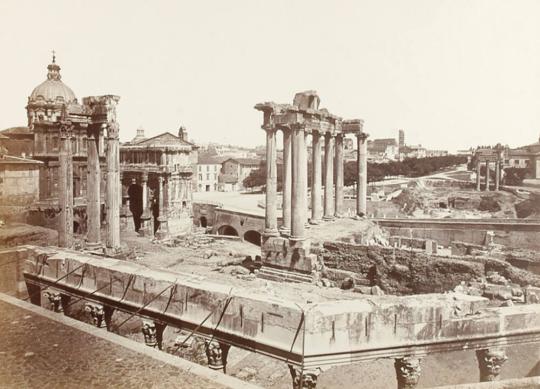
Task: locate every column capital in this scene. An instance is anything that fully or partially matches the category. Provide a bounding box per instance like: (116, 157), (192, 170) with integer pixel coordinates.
(44, 291), (63, 313)
(394, 355), (423, 389)
(107, 122), (120, 140)
(357, 132), (369, 141)
(84, 303), (106, 327)
(59, 121), (74, 139)
(205, 340), (230, 372)
(141, 172), (148, 183)
(142, 320), (158, 348)
(289, 365), (322, 389)
(476, 348), (507, 382)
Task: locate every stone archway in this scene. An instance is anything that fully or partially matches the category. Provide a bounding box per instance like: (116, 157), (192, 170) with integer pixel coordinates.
(200, 216), (208, 228)
(217, 225), (238, 237)
(128, 184), (143, 232)
(243, 230), (261, 246)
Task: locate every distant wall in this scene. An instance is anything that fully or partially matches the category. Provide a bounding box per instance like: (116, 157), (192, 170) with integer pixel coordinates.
(376, 219), (540, 250)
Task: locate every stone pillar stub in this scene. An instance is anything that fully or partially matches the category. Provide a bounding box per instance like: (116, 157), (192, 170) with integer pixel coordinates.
(205, 340), (231, 373)
(289, 365), (322, 389)
(476, 348), (508, 382)
(485, 161), (490, 191)
(291, 126), (307, 241)
(323, 133), (335, 220)
(334, 134), (344, 217)
(310, 131), (323, 224)
(357, 132), (369, 217)
(394, 355), (423, 389)
(281, 129), (292, 235)
(495, 161), (501, 191)
(265, 128), (279, 236)
(476, 160), (481, 191)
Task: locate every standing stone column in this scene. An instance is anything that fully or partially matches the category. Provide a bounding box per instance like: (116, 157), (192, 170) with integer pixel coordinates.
(291, 125), (307, 241)
(323, 133), (335, 220)
(394, 356), (423, 389)
(264, 128), (278, 236)
(356, 132), (369, 217)
(106, 122), (121, 251)
(310, 130), (323, 224)
(495, 161), (500, 191)
(334, 133), (344, 217)
(485, 161), (490, 191)
(476, 349), (507, 382)
(58, 123), (74, 248)
(139, 172), (152, 235)
(281, 129), (292, 235)
(86, 131), (101, 248)
(476, 160), (481, 191)
(156, 175), (169, 239)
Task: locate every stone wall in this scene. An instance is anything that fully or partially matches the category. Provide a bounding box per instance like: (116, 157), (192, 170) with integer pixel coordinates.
(379, 219), (540, 250)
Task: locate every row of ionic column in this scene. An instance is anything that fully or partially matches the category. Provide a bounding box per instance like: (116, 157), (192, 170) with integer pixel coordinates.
(264, 127), (369, 241)
(475, 160), (502, 191)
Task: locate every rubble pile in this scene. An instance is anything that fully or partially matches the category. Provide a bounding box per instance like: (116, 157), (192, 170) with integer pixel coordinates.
(454, 271), (540, 305)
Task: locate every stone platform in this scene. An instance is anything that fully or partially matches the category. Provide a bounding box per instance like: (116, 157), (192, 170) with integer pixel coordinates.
(0, 294), (257, 389)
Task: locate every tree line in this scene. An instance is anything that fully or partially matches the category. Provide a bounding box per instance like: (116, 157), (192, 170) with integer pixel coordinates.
(243, 155), (467, 190)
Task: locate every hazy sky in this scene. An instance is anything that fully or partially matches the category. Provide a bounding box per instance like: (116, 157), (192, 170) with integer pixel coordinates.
(1, 0), (539, 151)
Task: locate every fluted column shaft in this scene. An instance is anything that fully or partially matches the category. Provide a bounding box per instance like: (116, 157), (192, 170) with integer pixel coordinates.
(291, 126), (307, 240)
(485, 161), (490, 191)
(106, 123), (121, 250)
(357, 133), (369, 216)
(334, 134), (344, 217)
(265, 128), (278, 235)
(323, 133), (335, 220)
(311, 131), (323, 223)
(476, 161), (481, 191)
(495, 161), (500, 191)
(281, 130), (292, 234)
(87, 132), (101, 245)
(58, 127), (73, 248)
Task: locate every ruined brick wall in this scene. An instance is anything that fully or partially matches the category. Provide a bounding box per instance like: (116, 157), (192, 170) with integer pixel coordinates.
(321, 241), (540, 295)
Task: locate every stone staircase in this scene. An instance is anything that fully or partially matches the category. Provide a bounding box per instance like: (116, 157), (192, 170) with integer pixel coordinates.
(256, 266), (313, 283)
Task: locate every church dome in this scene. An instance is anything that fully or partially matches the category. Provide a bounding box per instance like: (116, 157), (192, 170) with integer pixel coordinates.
(29, 56), (77, 104)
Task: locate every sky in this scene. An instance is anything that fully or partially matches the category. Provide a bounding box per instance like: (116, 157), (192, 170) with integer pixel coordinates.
(0, 0), (539, 152)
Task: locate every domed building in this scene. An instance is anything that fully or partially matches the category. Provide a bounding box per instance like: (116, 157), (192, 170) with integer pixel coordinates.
(21, 55), (122, 248)
(27, 56), (106, 226)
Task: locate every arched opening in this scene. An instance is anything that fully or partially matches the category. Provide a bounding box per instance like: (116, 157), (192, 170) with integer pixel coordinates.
(217, 225), (238, 236)
(128, 184), (143, 232)
(243, 230), (261, 246)
(199, 216), (208, 228)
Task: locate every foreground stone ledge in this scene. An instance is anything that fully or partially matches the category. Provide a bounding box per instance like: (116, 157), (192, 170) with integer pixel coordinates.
(16, 245), (540, 371)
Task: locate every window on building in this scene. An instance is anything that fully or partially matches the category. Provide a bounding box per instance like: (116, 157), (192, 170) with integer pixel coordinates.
(214, 173), (217, 180)
(206, 165), (210, 172)
(504, 160), (509, 164)
(206, 173), (210, 180)
(199, 174), (203, 180)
